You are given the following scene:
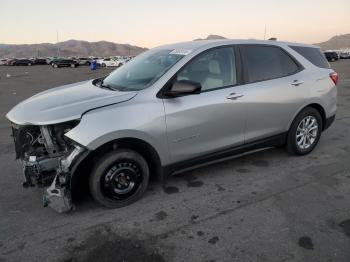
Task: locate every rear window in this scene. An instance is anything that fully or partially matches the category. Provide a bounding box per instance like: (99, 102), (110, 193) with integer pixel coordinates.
(241, 45), (300, 83)
(289, 46), (330, 69)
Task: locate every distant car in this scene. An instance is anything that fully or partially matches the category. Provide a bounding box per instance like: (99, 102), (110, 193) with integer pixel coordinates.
(51, 59), (79, 68)
(340, 52), (350, 59)
(77, 57), (91, 65)
(324, 51), (339, 62)
(33, 58), (47, 65)
(46, 57), (62, 65)
(13, 59), (33, 66)
(96, 58), (119, 67)
(115, 57), (128, 66)
(5, 59), (17, 65)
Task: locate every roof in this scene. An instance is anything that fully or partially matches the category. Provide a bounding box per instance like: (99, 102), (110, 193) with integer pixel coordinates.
(156, 39), (318, 52)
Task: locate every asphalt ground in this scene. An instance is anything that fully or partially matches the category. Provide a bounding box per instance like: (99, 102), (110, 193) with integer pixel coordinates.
(0, 61), (350, 262)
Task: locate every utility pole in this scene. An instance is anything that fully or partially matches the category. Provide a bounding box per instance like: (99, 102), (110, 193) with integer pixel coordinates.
(56, 30), (60, 57)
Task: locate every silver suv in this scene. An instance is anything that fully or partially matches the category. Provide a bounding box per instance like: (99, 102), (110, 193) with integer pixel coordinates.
(6, 39), (338, 212)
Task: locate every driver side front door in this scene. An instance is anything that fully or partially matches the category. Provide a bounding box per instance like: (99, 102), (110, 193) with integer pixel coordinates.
(162, 46), (247, 165)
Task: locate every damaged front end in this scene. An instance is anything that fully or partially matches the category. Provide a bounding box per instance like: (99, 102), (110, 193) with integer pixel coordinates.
(11, 120), (86, 213)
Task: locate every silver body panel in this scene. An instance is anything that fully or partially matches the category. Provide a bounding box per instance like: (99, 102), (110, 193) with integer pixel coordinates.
(7, 39), (337, 167)
(6, 80), (137, 125)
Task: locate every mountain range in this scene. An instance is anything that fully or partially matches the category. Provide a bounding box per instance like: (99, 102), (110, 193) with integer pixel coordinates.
(1, 34), (350, 58)
(197, 34), (350, 51)
(314, 34), (350, 51)
(0, 40), (147, 58)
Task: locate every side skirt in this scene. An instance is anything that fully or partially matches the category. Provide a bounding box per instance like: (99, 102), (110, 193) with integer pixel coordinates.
(162, 132), (287, 177)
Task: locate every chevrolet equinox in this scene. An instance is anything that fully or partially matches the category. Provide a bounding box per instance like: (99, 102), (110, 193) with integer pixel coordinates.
(6, 39), (338, 212)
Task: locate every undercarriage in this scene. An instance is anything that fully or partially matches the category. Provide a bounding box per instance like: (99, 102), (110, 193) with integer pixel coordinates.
(11, 121), (85, 212)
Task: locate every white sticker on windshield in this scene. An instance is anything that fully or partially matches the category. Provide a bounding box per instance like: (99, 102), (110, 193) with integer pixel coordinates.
(170, 49), (192, 56)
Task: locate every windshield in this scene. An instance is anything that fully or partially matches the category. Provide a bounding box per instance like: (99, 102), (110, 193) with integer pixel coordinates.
(102, 49), (185, 91)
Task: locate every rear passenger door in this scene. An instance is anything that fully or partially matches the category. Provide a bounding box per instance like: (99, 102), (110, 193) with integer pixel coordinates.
(239, 45), (308, 142)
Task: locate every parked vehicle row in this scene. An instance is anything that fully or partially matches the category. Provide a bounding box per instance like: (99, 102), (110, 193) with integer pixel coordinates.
(323, 50), (350, 62)
(0, 56), (134, 67)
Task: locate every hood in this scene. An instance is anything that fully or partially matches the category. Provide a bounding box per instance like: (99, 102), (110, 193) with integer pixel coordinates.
(6, 80), (137, 125)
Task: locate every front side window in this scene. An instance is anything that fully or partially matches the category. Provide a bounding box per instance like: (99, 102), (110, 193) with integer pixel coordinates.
(242, 45), (300, 83)
(103, 49), (185, 91)
(177, 47), (237, 92)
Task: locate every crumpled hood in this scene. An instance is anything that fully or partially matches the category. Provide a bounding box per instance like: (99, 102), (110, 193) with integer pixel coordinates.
(6, 80), (137, 125)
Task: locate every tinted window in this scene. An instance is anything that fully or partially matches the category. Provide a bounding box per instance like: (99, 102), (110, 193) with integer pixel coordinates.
(177, 47), (236, 91)
(290, 46), (330, 69)
(242, 45), (300, 83)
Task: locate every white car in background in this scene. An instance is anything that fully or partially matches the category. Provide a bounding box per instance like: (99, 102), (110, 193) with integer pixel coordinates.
(97, 58), (119, 67)
(113, 57), (128, 67)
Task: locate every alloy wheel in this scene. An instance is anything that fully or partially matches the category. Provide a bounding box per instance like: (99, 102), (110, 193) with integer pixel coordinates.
(296, 115), (319, 150)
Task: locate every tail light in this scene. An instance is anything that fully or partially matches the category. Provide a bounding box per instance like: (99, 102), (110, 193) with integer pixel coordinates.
(330, 72), (338, 85)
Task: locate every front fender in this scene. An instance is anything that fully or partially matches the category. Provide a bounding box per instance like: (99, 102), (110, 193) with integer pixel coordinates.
(64, 98), (170, 165)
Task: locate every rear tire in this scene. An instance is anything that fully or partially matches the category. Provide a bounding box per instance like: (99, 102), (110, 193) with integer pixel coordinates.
(89, 149), (149, 208)
(286, 107), (322, 155)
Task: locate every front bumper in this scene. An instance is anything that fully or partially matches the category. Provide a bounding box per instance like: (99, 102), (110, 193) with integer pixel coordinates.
(22, 145), (86, 213)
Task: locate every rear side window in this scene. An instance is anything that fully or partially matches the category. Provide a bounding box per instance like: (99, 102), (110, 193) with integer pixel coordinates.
(289, 46), (330, 69)
(241, 45), (300, 83)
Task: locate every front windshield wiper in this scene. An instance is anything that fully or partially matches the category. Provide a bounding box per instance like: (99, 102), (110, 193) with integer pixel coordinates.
(100, 83), (116, 91)
(93, 78), (132, 92)
(97, 80), (116, 91)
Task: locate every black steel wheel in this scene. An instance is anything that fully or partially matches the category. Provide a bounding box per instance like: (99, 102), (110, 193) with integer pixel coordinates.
(89, 149), (149, 208)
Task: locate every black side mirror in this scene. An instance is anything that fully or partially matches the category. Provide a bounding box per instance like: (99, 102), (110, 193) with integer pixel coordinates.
(165, 80), (202, 97)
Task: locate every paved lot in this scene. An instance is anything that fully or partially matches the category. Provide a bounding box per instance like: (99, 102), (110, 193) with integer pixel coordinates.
(0, 62), (350, 262)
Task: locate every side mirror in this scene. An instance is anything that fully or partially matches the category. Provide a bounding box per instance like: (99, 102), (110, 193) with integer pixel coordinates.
(165, 80), (201, 97)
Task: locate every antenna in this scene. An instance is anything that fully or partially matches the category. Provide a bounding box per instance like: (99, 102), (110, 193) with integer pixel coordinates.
(264, 25), (267, 40)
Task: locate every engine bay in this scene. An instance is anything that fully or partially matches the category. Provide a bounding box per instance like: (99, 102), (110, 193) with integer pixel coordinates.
(11, 120), (85, 212)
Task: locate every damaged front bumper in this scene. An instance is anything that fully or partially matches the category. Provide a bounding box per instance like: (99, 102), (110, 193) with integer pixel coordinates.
(23, 144), (86, 213)
(43, 145), (85, 212)
(12, 123), (87, 213)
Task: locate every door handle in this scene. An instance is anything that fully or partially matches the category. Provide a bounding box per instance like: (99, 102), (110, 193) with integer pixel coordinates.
(226, 93), (244, 100)
(291, 80), (304, 86)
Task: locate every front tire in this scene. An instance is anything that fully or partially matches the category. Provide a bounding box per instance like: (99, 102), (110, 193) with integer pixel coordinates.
(89, 149), (149, 208)
(287, 107), (322, 155)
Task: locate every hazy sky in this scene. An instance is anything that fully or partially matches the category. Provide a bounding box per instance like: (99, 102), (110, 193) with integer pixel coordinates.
(1, 0), (349, 47)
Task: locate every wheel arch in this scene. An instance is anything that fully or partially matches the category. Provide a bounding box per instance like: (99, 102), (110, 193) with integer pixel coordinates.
(288, 103), (326, 131)
(70, 137), (163, 197)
